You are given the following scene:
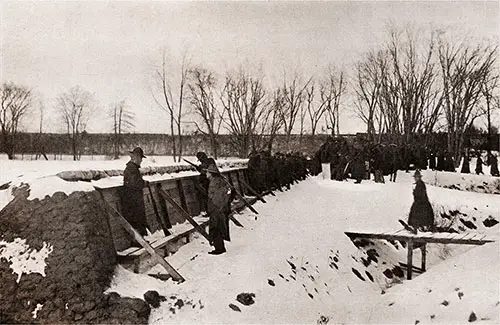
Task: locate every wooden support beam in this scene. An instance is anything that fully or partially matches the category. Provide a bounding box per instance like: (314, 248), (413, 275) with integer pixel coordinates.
(98, 193), (185, 282)
(421, 244), (427, 272)
(240, 179), (267, 203)
(176, 179), (188, 211)
(235, 170), (246, 197)
(407, 239), (413, 280)
(157, 185), (210, 241)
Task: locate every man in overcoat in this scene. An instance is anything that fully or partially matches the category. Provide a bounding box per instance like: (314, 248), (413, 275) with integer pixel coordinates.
(206, 164), (233, 255)
(408, 169), (434, 231)
(122, 147), (148, 236)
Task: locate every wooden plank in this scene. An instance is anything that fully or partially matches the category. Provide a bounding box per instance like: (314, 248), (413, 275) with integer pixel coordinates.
(127, 221), (210, 257)
(157, 186), (210, 241)
(345, 231), (495, 246)
(407, 239), (413, 280)
(421, 244), (427, 272)
(176, 179), (188, 211)
(99, 196), (185, 282)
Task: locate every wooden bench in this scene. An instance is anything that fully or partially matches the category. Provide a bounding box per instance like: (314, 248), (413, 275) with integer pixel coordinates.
(345, 229), (496, 280)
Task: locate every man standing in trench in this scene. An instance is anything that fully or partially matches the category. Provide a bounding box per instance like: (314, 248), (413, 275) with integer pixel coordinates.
(196, 151), (216, 211)
(121, 147), (149, 238)
(206, 164), (233, 255)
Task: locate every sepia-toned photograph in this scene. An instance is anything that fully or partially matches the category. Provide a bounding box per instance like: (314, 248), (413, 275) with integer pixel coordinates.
(0, 1), (499, 324)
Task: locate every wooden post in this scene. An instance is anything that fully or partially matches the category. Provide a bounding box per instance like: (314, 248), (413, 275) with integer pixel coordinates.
(157, 186), (211, 240)
(421, 244), (427, 272)
(407, 239), (413, 280)
(235, 170), (245, 196)
(97, 192), (185, 282)
(241, 179), (267, 203)
(176, 179), (188, 211)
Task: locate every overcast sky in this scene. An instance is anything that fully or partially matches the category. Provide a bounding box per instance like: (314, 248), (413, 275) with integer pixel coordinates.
(1, 1), (499, 134)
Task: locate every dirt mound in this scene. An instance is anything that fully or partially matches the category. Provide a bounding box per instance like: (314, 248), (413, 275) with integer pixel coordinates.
(0, 186), (150, 323)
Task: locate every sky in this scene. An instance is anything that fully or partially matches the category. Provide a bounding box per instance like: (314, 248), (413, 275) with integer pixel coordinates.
(1, 0), (499, 134)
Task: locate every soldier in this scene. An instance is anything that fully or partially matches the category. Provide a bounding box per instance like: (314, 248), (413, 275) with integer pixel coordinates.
(196, 151), (216, 211)
(206, 165), (232, 255)
(460, 150), (471, 174)
(475, 151), (484, 175)
(121, 147), (149, 237)
(428, 150), (436, 170)
(408, 169), (434, 231)
(490, 153), (499, 177)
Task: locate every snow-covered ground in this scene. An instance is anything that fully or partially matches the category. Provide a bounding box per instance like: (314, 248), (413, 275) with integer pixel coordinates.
(105, 171), (500, 324)
(2, 156), (498, 323)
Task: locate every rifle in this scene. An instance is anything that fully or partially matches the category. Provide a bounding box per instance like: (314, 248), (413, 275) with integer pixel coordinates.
(183, 158), (201, 171)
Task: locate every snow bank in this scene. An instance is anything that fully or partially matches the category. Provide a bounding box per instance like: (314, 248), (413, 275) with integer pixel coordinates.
(105, 174), (499, 324)
(370, 242), (499, 324)
(0, 238), (53, 283)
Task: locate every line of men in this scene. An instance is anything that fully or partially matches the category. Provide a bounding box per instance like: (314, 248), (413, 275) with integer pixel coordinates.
(313, 137), (500, 183)
(247, 150), (309, 194)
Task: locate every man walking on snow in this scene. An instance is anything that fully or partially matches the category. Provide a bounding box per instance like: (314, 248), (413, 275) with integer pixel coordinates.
(121, 147), (149, 237)
(408, 169), (434, 231)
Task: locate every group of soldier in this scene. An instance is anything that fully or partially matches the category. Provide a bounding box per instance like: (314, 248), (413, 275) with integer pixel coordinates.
(247, 151), (309, 194)
(121, 148), (309, 256)
(313, 136), (500, 183)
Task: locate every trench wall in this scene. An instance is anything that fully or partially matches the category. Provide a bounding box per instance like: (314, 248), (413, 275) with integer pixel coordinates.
(0, 189), (150, 324)
(99, 168), (250, 252)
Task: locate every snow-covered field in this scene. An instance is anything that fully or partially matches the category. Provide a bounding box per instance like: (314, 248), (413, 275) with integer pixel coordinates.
(104, 171), (499, 324)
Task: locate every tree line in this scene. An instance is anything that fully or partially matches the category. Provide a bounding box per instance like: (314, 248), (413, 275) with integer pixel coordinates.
(1, 25), (498, 162)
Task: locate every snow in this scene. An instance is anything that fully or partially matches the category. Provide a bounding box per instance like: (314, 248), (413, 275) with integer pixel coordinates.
(0, 238), (54, 283)
(32, 303), (43, 319)
(2, 153), (498, 323)
(105, 172), (499, 324)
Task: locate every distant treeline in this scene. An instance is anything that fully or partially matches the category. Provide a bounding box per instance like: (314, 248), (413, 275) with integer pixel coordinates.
(4, 132), (499, 158)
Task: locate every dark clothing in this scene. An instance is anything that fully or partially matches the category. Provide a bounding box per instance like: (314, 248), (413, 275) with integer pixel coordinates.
(351, 156), (365, 183)
(207, 175), (232, 252)
(408, 180), (434, 230)
(197, 157), (217, 211)
(122, 161), (148, 236)
(490, 156), (499, 177)
(429, 153), (436, 170)
(475, 157), (484, 175)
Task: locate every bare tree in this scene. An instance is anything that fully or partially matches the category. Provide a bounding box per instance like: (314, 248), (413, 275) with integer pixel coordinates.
(481, 71), (499, 157)
(256, 88), (285, 151)
(354, 50), (385, 141)
(110, 100), (135, 159)
(0, 82), (33, 159)
(438, 37), (498, 166)
(323, 69), (346, 136)
(188, 67), (224, 158)
(220, 68), (269, 157)
(279, 73), (311, 149)
(378, 27), (442, 143)
(35, 99), (48, 160)
(56, 86), (95, 160)
(152, 51), (189, 162)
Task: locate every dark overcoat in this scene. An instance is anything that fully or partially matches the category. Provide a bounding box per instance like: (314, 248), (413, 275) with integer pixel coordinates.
(408, 180), (434, 229)
(121, 161), (148, 235)
(207, 175), (232, 242)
